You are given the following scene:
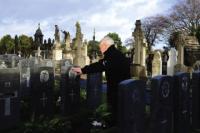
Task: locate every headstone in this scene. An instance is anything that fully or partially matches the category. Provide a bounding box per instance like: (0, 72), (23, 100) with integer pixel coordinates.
(31, 66), (54, 118)
(150, 75), (173, 133)
(152, 51), (162, 77)
(87, 73), (102, 110)
(173, 72), (190, 133)
(0, 68), (20, 130)
(167, 48), (177, 76)
(19, 59), (31, 97)
(118, 79), (145, 133)
(192, 72), (200, 129)
(60, 60), (80, 116)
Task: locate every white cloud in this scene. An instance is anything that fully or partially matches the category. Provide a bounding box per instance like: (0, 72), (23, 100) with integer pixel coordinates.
(0, 0), (178, 47)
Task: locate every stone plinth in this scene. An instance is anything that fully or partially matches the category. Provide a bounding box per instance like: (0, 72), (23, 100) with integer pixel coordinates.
(53, 49), (62, 61)
(130, 64), (147, 79)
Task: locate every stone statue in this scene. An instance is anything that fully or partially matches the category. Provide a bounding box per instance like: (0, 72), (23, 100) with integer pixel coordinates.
(62, 30), (70, 41)
(54, 25), (60, 43)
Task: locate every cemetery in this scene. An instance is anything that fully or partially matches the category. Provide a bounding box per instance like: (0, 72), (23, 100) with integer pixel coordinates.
(0, 0), (200, 131)
(0, 18), (199, 133)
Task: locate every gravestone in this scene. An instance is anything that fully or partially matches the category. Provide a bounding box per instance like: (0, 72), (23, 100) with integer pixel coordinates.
(191, 72), (200, 130)
(60, 59), (80, 116)
(31, 66), (54, 118)
(19, 59), (31, 97)
(173, 73), (190, 133)
(167, 48), (177, 76)
(87, 73), (102, 110)
(150, 75), (173, 133)
(0, 68), (20, 130)
(152, 51), (162, 77)
(118, 79), (145, 133)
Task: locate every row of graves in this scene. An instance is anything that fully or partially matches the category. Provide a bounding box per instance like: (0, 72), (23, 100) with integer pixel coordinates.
(1, 53), (200, 133)
(0, 54), (103, 132)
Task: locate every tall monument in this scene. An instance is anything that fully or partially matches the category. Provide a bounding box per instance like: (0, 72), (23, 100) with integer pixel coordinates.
(73, 22), (89, 67)
(130, 20), (147, 78)
(53, 25), (62, 60)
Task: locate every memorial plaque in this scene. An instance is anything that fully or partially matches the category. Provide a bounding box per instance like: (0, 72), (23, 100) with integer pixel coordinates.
(118, 79), (145, 133)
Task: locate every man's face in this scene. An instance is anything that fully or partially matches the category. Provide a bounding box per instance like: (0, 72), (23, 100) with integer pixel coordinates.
(99, 41), (107, 54)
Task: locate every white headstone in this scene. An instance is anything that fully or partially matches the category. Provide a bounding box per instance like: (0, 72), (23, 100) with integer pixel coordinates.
(152, 51), (162, 77)
(167, 48), (177, 76)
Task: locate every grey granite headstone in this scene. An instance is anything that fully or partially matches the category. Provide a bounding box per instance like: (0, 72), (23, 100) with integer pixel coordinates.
(87, 73), (102, 110)
(60, 60), (80, 116)
(118, 79), (145, 133)
(150, 75), (173, 133)
(173, 73), (190, 133)
(192, 71), (200, 129)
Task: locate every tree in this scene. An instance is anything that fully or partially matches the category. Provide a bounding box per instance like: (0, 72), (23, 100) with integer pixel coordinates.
(168, 0), (200, 35)
(0, 34), (15, 54)
(19, 35), (32, 57)
(142, 15), (170, 51)
(107, 32), (127, 53)
(87, 40), (100, 59)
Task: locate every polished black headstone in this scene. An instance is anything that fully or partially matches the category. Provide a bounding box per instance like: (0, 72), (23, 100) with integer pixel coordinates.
(87, 73), (102, 110)
(31, 66), (54, 118)
(60, 60), (80, 116)
(150, 75), (173, 133)
(173, 72), (190, 133)
(118, 79), (145, 133)
(191, 72), (200, 129)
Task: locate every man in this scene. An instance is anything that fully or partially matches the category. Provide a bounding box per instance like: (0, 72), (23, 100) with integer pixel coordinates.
(72, 36), (130, 125)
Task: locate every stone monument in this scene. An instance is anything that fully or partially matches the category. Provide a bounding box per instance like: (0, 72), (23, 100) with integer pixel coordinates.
(53, 25), (63, 61)
(152, 51), (162, 77)
(73, 22), (89, 67)
(167, 48), (177, 76)
(130, 20), (147, 78)
(62, 31), (73, 62)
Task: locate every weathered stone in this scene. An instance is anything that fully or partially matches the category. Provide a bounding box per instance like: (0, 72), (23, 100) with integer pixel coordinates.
(152, 51), (162, 77)
(167, 48), (177, 76)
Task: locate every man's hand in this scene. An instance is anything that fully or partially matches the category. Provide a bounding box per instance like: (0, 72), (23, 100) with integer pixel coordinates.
(71, 67), (82, 75)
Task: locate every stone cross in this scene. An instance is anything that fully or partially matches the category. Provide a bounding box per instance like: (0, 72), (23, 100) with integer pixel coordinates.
(40, 92), (48, 108)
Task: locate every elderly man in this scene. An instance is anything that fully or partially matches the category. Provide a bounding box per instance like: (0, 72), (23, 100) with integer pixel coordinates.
(72, 36), (130, 126)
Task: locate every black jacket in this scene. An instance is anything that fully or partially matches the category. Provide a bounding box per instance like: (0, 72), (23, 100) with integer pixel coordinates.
(82, 45), (130, 91)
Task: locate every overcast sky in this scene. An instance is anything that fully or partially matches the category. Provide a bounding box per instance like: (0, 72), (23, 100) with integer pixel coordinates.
(0, 0), (179, 47)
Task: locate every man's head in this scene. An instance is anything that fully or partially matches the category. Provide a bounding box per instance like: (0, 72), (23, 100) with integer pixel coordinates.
(99, 36), (114, 54)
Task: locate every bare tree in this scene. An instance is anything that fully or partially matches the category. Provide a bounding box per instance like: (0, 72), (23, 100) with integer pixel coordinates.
(142, 15), (170, 51)
(168, 0), (200, 35)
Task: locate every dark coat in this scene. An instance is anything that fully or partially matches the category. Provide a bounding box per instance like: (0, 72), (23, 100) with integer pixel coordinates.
(81, 45), (130, 90)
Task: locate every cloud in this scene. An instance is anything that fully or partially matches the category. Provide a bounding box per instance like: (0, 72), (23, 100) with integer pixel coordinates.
(0, 0), (178, 46)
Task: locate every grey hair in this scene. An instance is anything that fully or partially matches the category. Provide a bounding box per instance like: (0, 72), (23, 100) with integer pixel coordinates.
(100, 36), (114, 46)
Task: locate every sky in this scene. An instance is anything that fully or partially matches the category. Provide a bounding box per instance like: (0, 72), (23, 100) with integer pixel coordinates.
(0, 0), (179, 48)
